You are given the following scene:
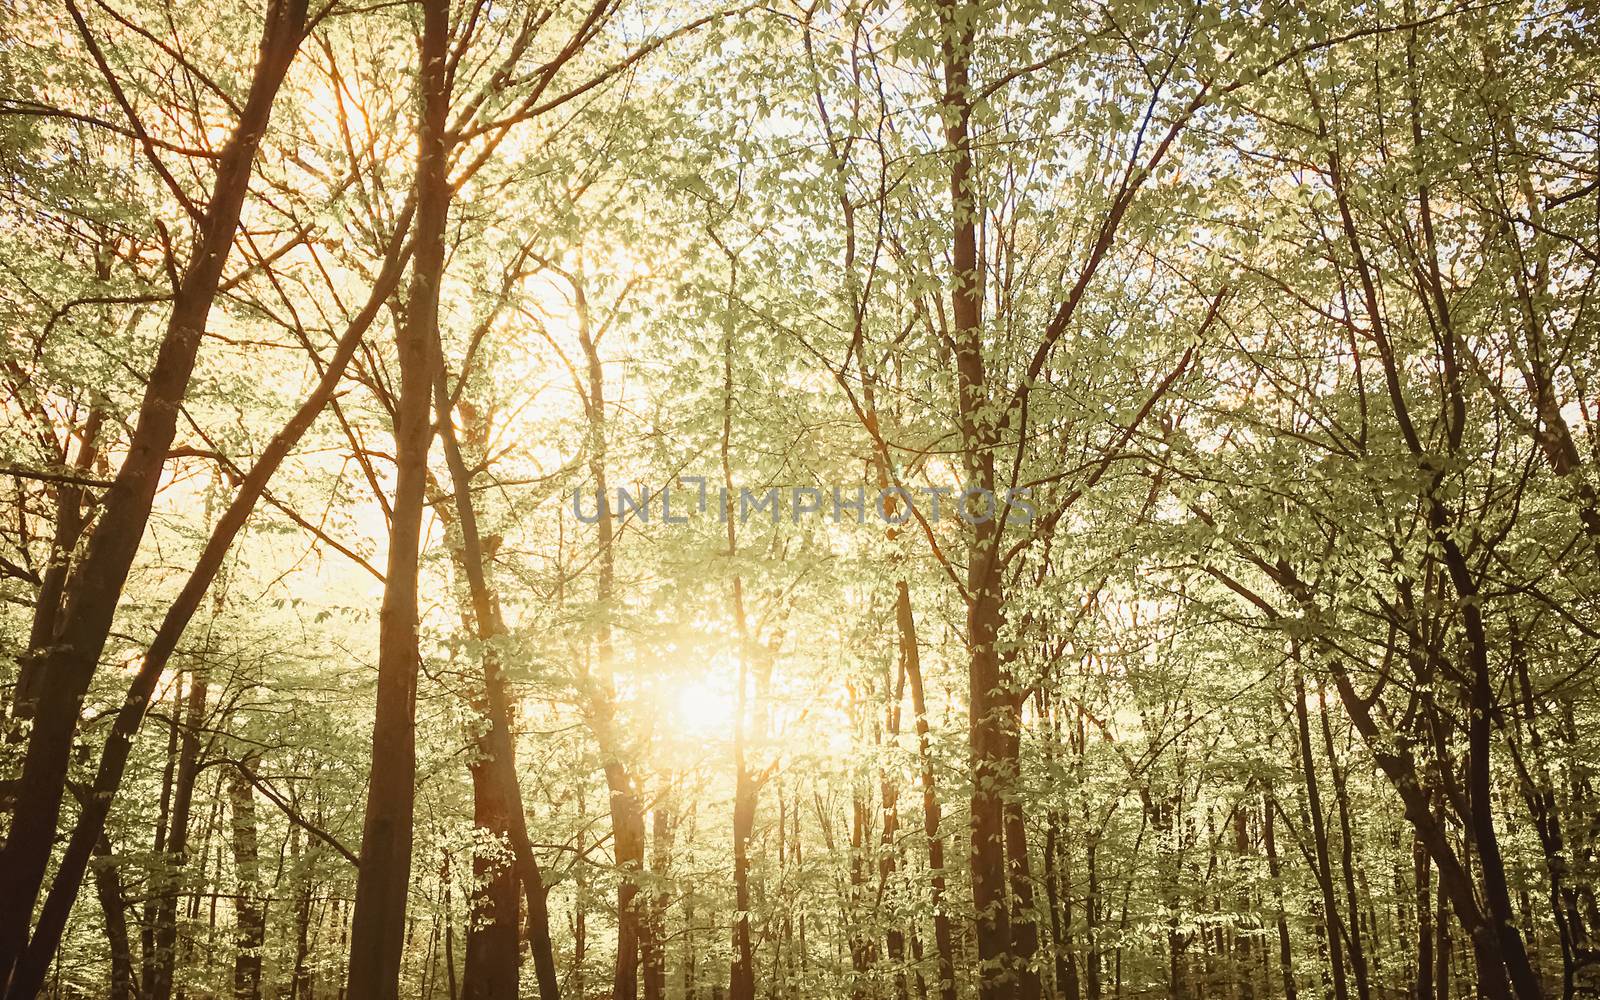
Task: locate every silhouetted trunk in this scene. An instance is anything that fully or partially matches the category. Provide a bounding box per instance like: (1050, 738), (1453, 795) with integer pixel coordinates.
(1414, 836), (1433, 1000)
(345, 0), (449, 994)
(1044, 814), (1081, 1000)
(6, 203), (413, 993)
(91, 836), (135, 1000)
(10, 407), (100, 726)
(0, 0), (306, 986)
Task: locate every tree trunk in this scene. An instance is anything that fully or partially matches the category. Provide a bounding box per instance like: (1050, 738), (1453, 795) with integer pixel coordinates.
(147, 667), (209, 1000)
(935, 2), (1017, 993)
(344, 0), (449, 994)
(1263, 787), (1297, 1000)
(898, 583), (957, 1000)
(90, 836), (135, 1000)
(1414, 835), (1433, 1000)
(1318, 691), (1372, 1000)
(1293, 666), (1350, 1000)
(10, 408), (101, 727)
(642, 799), (671, 1000)
(0, 0), (306, 987)
(229, 761), (266, 1000)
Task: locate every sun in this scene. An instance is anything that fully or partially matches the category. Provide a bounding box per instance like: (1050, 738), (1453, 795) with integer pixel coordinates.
(669, 676), (738, 739)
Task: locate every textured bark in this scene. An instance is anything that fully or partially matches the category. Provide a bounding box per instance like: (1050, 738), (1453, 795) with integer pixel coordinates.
(344, 0), (449, 993)
(0, 0), (306, 987)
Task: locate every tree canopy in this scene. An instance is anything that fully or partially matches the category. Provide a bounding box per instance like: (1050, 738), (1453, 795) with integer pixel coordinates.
(2, 1), (1598, 999)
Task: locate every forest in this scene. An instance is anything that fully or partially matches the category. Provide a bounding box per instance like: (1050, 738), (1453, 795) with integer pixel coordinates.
(1, 0), (1597, 998)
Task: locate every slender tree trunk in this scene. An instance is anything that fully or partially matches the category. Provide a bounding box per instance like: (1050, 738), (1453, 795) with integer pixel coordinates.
(291, 825), (317, 1000)
(881, 663), (908, 1000)
(719, 260), (759, 1000)
(1044, 814), (1081, 1000)
(935, 4), (1019, 996)
(229, 761), (266, 1000)
(91, 836), (136, 1000)
(571, 267), (645, 1000)
(428, 399), (524, 1000)
(1264, 787), (1298, 1000)
(642, 798), (671, 1000)
(898, 583), (957, 1000)
(1415, 836), (1434, 1000)
(345, 0), (449, 994)
(0, 0), (307, 986)
(1318, 692), (1372, 1000)
(147, 668), (209, 1000)
(1434, 886), (1450, 1000)
(1293, 667), (1350, 1000)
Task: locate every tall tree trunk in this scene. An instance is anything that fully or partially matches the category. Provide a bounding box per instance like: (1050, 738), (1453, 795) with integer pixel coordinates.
(1414, 836), (1434, 1000)
(934, 3), (1019, 996)
(1293, 666), (1350, 1000)
(1318, 691), (1372, 1000)
(147, 667), (209, 1000)
(9, 408), (101, 728)
(898, 583), (957, 1000)
(229, 761), (266, 1000)
(642, 798), (671, 1000)
(719, 259), (760, 1000)
(1263, 786), (1298, 1000)
(91, 836), (135, 1000)
(345, 0), (449, 994)
(0, 0), (307, 986)
(880, 661), (907, 1000)
(571, 266), (645, 1000)
(429, 399), (524, 1000)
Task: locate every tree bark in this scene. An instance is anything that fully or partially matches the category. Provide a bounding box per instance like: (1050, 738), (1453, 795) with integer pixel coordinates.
(229, 761), (266, 1000)
(898, 582), (957, 1000)
(9, 408), (101, 727)
(90, 836), (136, 1000)
(0, 0), (307, 987)
(1263, 786), (1297, 1000)
(344, 0), (449, 994)
(146, 667), (209, 1000)
(1293, 665), (1350, 1000)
